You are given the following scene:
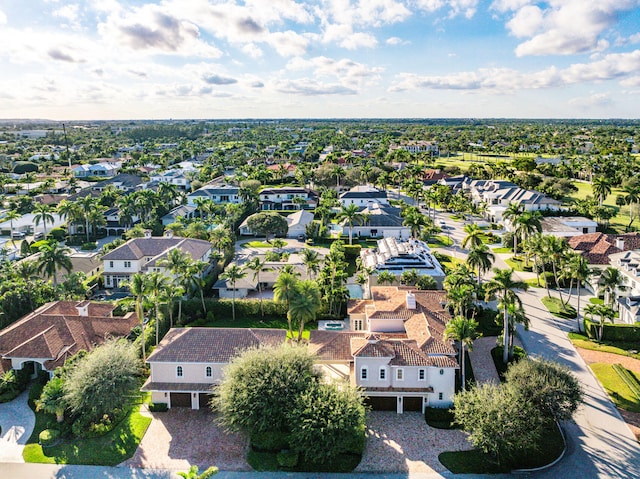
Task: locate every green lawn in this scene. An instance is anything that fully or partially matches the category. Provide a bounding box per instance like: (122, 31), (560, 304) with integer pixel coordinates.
(504, 257), (533, 272)
(427, 235), (453, 247)
(541, 296), (577, 319)
(590, 363), (640, 413)
(23, 402), (151, 465)
(491, 247), (511, 254)
(568, 332), (640, 360)
(244, 241), (273, 248)
(589, 297), (605, 305)
(566, 182), (634, 232)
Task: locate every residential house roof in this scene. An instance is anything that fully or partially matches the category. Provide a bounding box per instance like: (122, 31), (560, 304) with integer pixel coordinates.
(569, 232), (640, 264)
(0, 301), (137, 374)
(146, 328), (286, 363)
(340, 186), (388, 200)
(101, 236), (211, 263)
(286, 210), (314, 227)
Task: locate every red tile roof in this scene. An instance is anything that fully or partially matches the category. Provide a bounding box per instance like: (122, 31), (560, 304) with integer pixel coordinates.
(0, 301), (138, 373)
(569, 232), (640, 264)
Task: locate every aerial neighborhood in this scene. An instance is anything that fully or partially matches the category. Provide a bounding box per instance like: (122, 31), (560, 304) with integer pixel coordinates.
(0, 119), (639, 474)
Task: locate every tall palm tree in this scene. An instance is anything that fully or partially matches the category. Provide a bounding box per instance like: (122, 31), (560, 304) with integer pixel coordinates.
(33, 203), (55, 238)
(446, 284), (475, 317)
(444, 316), (479, 390)
(501, 297), (529, 358)
(221, 264), (246, 322)
(466, 244), (495, 286)
(274, 271), (299, 334)
(461, 223), (483, 250)
(160, 248), (191, 323)
(123, 272), (149, 360)
(514, 211), (542, 265)
(336, 204), (363, 245)
(402, 210), (428, 238)
(502, 202), (522, 230)
(598, 266), (626, 308)
(57, 199), (81, 237)
(571, 254), (592, 332)
(592, 176), (612, 206)
(79, 195), (96, 242)
(243, 257), (268, 317)
(484, 268), (529, 364)
(5, 210), (20, 247)
(542, 235), (569, 301)
(288, 280), (322, 341)
(187, 260), (209, 315)
(12, 260), (38, 310)
(299, 248), (321, 279)
(146, 271), (171, 345)
(37, 241), (71, 287)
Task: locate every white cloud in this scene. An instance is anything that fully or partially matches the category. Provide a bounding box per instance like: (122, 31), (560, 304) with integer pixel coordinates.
(286, 56), (384, 84)
(389, 49), (640, 92)
(276, 78), (357, 95)
(53, 3), (80, 29)
(414, 0), (479, 19)
(241, 43), (264, 58)
(499, 0), (639, 57)
(568, 92), (613, 107)
(265, 30), (310, 56)
(621, 75), (640, 87)
(630, 33), (640, 44)
(0, 9), (7, 25)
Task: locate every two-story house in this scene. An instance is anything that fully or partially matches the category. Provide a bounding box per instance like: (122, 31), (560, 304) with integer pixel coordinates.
(259, 187), (318, 211)
(309, 286), (457, 413)
(104, 207), (141, 236)
(141, 328), (286, 409)
(338, 203), (410, 240)
(101, 231), (213, 288)
(339, 186), (389, 207)
(72, 161), (121, 178)
(149, 169), (192, 190)
(187, 184), (241, 206)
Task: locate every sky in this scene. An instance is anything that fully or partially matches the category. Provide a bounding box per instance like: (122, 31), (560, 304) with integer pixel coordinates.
(1, 0), (640, 120)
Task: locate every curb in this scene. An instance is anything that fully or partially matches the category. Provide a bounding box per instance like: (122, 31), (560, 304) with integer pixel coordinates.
(511, 421), (567, 474)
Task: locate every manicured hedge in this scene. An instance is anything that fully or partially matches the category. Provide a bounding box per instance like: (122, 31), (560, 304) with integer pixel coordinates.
(180, 299), (288, 323)
(148, 402), (168, 412)
(584, 318), (640, 342)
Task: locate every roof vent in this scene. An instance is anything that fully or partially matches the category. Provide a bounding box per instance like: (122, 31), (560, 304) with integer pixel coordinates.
(144, 229), (152, 238)
(165, 230), (174, 238)
(406, 292), (416, 310)
(616, 238), (625, 250)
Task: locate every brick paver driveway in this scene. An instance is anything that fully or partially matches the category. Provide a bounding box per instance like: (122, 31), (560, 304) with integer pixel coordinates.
(355, 411), (471, 473)
(120, 408), (250, 472)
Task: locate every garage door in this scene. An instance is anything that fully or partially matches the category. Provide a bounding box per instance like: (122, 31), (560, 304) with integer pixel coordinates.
(366, 396), (396, 411)
(403, 397), (423, 412)
(199, 393), (213, 409)
(170, 392), (192, 408)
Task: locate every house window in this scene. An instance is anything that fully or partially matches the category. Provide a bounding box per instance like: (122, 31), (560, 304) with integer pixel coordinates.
(354, 319), (363, 331)
(361, 367), (368, 380)
(205, 366), (212, 377)
(379, 368), (386, 380)
(438, 392), (443, 401)
(439, 369), (444, 375)
(396, 368), (404, 381)
(109, 261), (114, 268)
(419, 369), (426, 381)
(124, 261), (131, 268)
(176, 366), (183, 377)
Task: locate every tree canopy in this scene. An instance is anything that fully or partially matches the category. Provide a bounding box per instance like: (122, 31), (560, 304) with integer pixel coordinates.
(246, 212), (288, 240)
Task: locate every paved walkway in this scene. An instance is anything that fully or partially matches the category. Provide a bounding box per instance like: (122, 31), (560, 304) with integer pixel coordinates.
(0, 388), (35, 463)
(467, 337), (500, 385)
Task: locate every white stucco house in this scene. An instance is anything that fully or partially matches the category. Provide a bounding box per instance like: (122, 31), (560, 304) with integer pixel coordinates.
(286, 210), (314, 238)
(73, 162), (121, 178)
(309, 286), (458, 413)
(141, 328), (287, 409)
(539, 216), (598, 238)
(339, 185), (389, 207)
(338, 204), (410, 240)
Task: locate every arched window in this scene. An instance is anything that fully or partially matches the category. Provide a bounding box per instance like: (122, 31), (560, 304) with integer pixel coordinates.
(176, 366), (183, 377)
(205, 366), (212, 377)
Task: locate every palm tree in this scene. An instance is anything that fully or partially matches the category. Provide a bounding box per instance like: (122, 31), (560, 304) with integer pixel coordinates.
(446, 284), (475, 317)
(33, 203), (55, 238)
(402, 210), (428, 238)
(35, 376), (66, 423)
(159, 248), (191, 322)
(542, 235), (569, 301)
(221, 264), (247, 322)
(484, 268), (529, 364)
(461, 223), (483, 250)
(444, 316), (479, 389)
(598, 266), (626, 308)
(501, 297), (529, 358)
(466, 244), (495, 286)
(187, 260), (209, 314)
(37, 241), (71, 287)
(79, 195), (96, 242)
(587, 304), (616, 341)
(376, 270), (397, 286)
(243, 257), (268, 317)
(146, 271), (171, 345)
(514, 211), (542, 265)
(5, 210), (20, 247)
(288, 280), (322, 341)
(12, 260), (38, 310)
(299, 248), (321, 279)
(571, 254), (592, 332)
(336, 204), (363, 245)
(274, 271), (299, 336)
(57, 199), (81, 237)
(123, 273), (149, 361)
(502, 202), (522, 231)
(592, 176), (612, 206)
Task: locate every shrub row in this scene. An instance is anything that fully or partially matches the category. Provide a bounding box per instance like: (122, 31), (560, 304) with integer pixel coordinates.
(180, 299), (288, 323)
(584, 318), (640, 342)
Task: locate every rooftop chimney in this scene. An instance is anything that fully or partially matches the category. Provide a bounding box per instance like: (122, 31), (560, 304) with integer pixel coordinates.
(165, 230), (174, 238)
(75, 301), (90, 317)
(144, 229), (152, 239)
(406, 292), (416, 310)
(616, 238), (625, 250)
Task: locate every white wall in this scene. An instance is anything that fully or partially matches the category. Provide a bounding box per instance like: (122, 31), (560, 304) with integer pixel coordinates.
(150, 362), (224, 384)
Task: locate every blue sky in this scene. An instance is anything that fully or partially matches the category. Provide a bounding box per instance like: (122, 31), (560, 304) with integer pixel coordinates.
(1, 0), (640, 120)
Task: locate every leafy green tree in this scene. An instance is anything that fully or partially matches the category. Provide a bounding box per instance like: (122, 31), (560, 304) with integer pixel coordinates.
(454, 383), (544, 467)
(246, 212), (288, 241)
(215, 345), (320, 434)
(177, 465), (218, 479)
(504, 359), (582, 422)
(299, 248), (321, 279)
(63, 340), (141, 425)
(400, 269), (420, 286)
(376, 270), (396, 286)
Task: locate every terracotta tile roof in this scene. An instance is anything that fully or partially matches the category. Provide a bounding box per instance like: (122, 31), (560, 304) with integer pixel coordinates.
(146, 328), (287, 363)
(0, 301), (138, 372)
(309, 331), (366, 361)
(387, 340), (433, 366)
(569, 232), (640, 265)
(352, 338), (394, 358)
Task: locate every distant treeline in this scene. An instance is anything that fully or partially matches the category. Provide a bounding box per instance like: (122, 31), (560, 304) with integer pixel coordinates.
(123, 124), (204, 141)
